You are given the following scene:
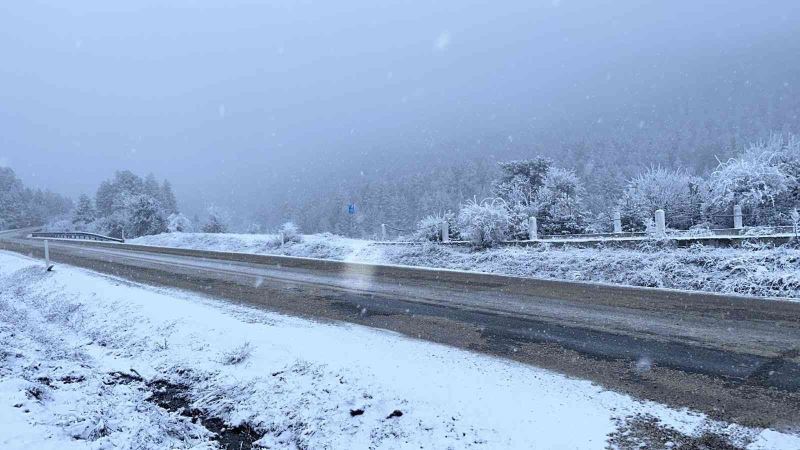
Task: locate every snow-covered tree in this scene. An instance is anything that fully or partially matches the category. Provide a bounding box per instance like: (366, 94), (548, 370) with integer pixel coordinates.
(0, 167), (71, 230)
(202, 207), (229, 233)
(126, 194), (167, 237)
(72, 194), (96, 226)
(493, 158), (552, 207)
(457, 199), (510, 247)
(0, 167), (27, 229)
(706, 135), (795, 225)
(144, 173), (161, 199)
(618, 167), (701, 231)
(95, 170), (145, 217)
(167, 212), (193, 233)
(533, 167), (590, 235)
(159, 180), (178, 215)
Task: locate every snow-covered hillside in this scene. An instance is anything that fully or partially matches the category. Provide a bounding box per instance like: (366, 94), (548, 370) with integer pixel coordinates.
(1, 251), (797, 449)
(131, 232), (800, 299)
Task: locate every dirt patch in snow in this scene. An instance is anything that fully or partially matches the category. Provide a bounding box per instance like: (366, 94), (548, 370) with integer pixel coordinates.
(607, 414), (747, 450)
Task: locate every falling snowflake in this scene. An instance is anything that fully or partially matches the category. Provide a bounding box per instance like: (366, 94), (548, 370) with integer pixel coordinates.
(434, 31), (451, 51)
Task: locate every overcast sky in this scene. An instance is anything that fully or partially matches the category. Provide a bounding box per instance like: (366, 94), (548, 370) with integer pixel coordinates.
(1, 0), (798, 216)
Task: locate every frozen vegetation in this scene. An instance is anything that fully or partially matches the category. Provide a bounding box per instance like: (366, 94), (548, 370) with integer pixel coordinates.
(1, 251), (798, 449)
(131, 231), (380, 262)
(131, 232), (800, 300)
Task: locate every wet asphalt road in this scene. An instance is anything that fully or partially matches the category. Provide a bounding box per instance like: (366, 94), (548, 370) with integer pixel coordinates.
(2, 231), (799, 429)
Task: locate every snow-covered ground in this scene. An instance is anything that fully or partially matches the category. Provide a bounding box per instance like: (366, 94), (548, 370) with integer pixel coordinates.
(131, 232), (800, 299)
(131, 232), (382, 262)
(2, 251), (798, 449)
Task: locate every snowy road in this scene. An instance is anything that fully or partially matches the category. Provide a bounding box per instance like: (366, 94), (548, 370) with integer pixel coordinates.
(2, 229), (800, 429)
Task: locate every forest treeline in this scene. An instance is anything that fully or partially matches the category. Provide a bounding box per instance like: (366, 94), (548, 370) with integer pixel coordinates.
(0, 167), (72, 230)
(274, 133), (800, 241)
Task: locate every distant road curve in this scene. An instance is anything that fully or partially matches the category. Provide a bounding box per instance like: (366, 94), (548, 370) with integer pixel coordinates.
(2, 228), (799, 428)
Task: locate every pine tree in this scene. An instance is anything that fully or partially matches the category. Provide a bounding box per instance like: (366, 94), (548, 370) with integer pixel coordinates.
(202, 207), (228, 233)
(160, 180), (178, 215)
(72, 194), (96, 225)
(126, 194), (167, 237)
(144, 173), (161, 198)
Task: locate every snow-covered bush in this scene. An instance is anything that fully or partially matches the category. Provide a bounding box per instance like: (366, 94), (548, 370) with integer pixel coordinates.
(412, 212), (459, 242)
(618, 167), (701, 231)
(202, 207), (229, 233)
(95, 210), (128, 239)
(218, 342), (254, 365)
(245, 223), (263, 234)
(457, 199), (510, 247)
(279, 221), (302, 243)
(706, 134), (797, 226)
(167, 213), (193, 233)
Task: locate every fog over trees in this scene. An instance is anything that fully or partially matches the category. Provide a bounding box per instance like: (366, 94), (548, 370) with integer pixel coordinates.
(1, 1), (798, 236)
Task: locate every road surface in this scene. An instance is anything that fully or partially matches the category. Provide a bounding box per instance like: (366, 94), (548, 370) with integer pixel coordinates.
(2, 229), (799, 429)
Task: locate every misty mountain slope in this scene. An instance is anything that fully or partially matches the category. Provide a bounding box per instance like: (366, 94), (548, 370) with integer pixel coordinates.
(4, 1), (800, 227)
(1, 251), (797, 449)
(130, 232), (800, 299)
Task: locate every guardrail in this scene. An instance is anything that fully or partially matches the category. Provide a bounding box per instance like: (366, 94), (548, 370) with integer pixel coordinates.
(31, 231), (124, 243)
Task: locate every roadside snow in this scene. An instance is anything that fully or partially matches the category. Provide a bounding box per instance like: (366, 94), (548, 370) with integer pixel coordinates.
(1, 251), (798, 449)
(131, 232), (382, 262)
(131, 232), (800, 299)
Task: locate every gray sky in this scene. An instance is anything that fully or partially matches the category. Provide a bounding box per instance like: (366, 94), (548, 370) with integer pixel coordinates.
(1, 0), (798, 217)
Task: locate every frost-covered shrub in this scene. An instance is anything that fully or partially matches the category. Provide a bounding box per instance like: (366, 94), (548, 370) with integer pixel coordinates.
(706, 134), (800, 226)
(202, 206), (229, 233)
(95, 210), (128, 239)
(412, 212), (459, 242)
(245, 223), (263, 234)
(618, 167), (701, 231)
(167, 213), (193, 233)
(218, 342), (254, 365)
(457, 199), (510, 247)
(279, 221), (302, 243)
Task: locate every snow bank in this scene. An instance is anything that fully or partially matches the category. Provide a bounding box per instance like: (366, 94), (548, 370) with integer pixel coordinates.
(131, 232), (382, 262)
(2, 251), (795, 449)
(132, 232), (800, 299)
(379, 241), (800, 299)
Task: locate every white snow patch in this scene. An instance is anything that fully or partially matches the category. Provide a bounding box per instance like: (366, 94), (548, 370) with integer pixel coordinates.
(0, 251), (797, 448)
